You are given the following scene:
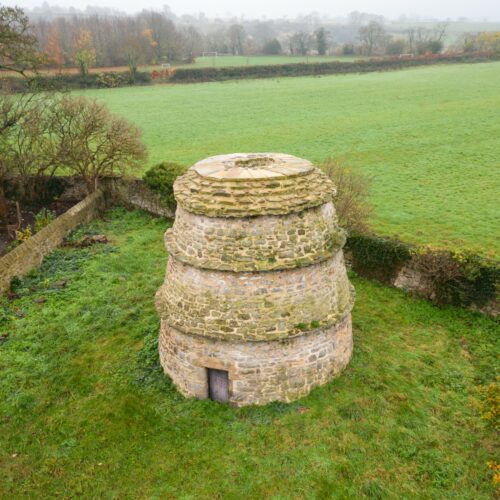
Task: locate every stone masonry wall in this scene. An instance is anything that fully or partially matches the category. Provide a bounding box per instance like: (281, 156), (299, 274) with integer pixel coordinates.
(166, 203), (346, 272)
(159, 314), (353, 406)
(156, 251), (354, 342)
(0, 190), (105, 292)
(174, 168), (335, 217)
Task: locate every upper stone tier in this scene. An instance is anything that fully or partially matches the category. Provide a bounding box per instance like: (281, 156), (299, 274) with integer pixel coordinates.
(174, 153), (336, 217)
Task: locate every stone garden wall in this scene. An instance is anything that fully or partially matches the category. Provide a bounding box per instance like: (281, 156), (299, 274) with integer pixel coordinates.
(0, 190), (105, 292)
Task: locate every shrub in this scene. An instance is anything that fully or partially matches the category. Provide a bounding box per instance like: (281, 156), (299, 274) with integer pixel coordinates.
(15, 225), (32, 242)
(321, 158), (372, 234)
(262, 39), (282, 55)
(34, 208), (56, 232)
(346, 234), (413, 284)
(95, 72), (128, 88)
(412, 249), (499, 307)
(143, 162), (187, 211)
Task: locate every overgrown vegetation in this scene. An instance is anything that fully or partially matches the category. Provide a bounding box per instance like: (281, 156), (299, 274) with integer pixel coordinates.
(322, 158), (372, 234)
(143, 162), (186, 211)
(347, 234), (412, 283)
(0, 209), (497, 497)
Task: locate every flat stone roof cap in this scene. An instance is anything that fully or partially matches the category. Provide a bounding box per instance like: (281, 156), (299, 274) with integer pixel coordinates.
(192, 153), (313, 180)
(175, 152), (335, 217)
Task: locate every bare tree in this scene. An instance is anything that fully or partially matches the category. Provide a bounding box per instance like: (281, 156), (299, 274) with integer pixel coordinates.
(228, 24), (245, 55)
(290, 32), (309, 55)
(50, 96), (147, 192)
(0, 94), (59, 199)
(359, 21), (386, 56)
(0, 5), (45, 230)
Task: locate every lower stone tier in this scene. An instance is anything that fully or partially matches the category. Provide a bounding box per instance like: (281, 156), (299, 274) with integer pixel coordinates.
(159, 314), (353, 407)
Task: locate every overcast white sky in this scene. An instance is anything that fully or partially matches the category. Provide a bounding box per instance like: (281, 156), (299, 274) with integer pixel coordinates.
(5, 0), (500, 20)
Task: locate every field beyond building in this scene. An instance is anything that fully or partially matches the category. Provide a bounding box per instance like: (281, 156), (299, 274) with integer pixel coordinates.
(83, 62), (500, 256)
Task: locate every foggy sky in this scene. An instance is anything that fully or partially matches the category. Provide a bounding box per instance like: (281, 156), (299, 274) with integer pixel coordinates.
(4, 0), (500, 20)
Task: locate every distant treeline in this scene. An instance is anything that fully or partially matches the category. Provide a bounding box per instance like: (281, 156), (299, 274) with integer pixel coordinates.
(26, 5), (500, 75)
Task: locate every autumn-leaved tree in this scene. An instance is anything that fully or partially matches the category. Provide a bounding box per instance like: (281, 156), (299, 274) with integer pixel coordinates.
(50, 96), (147, 192)
(0, 6), (44, 75)
(477, 31), (500, 54)
(45, 25), (64, 68)
(73, 28), (95, 77)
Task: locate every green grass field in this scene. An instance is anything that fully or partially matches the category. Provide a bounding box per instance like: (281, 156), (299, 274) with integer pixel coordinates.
(83, 62), (500, 257)
(0, 209), (498, 498)
(173, 54), (358, 68)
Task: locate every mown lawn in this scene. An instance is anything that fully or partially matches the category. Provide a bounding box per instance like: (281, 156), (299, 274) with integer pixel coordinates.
(1, 209), (498, 498)
(83, 62), (500, 257)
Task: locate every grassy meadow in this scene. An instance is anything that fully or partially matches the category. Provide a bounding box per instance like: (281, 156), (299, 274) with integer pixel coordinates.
(0, 209), (498, 498)
(82, 62), (500, 257)
(174, 54), (359, 68)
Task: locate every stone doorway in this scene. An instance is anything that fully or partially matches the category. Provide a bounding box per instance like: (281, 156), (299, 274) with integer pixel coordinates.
(207, 368), (229, 403)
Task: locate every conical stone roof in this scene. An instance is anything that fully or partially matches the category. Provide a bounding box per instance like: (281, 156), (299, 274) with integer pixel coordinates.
(174, 153), (336, 217)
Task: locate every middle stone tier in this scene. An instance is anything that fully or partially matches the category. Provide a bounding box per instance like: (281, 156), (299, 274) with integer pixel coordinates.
(155, 252), (354, 342)
(165, 202), (346, 272)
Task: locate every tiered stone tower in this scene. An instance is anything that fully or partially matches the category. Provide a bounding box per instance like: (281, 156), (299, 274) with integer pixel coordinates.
(156, 153), (354, 406)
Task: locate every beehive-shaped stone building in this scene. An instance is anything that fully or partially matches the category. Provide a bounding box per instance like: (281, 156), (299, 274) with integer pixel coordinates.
(156, 153), (354, 406)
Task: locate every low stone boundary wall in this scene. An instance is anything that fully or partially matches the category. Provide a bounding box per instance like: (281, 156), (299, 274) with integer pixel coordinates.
(101, 177), (175, 219)
(0, 190), (105, 292)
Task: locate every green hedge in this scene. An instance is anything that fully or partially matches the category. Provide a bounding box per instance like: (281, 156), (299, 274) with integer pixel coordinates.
(347, 234), (412, 284)
(2, 71), (151, 92)
(169, 53), (499, 83)
(346, 234), (499, 310)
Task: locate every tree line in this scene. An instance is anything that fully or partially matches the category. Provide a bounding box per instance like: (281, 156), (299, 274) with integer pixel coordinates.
(9, 4), (497, 76)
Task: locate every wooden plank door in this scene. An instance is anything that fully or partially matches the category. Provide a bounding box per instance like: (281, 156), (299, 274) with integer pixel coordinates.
(208, 369), (229, 403)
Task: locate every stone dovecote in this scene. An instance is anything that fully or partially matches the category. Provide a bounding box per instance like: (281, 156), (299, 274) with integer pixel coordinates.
(156, 153), (354, 406)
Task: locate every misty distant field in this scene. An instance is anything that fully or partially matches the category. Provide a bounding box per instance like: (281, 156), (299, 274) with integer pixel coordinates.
(84, 62), (500, 256)
(174, 54), (359, 68)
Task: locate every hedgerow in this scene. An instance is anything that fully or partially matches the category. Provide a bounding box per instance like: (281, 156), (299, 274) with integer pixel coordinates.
(169, 52), (499, 83)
